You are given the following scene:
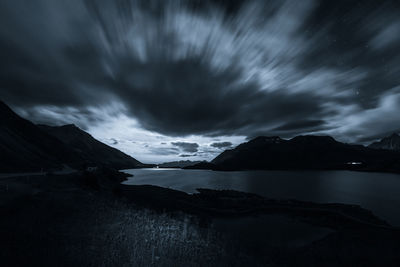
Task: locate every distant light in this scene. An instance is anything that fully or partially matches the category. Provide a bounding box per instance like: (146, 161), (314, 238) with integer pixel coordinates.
(346, 162), (362, 165)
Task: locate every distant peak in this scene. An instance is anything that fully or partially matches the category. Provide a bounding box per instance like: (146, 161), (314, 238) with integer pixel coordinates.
(0, 100), (24, 121)
(0, 100), (14, 113)
(61, 124), (78, 129)
(249, 136), (282, 144)
(368, 132), (400, 150)
(291, 135), (337, 143)
(252, 136), (282, 141)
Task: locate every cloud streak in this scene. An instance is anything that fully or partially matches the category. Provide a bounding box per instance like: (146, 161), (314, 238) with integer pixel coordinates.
(0, 0), (399, 161)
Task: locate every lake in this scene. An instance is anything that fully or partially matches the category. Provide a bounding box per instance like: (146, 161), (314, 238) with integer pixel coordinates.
(122, 168), (400, 226)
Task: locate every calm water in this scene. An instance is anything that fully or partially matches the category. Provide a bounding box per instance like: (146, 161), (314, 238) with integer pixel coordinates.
(122, 168), (400, 226)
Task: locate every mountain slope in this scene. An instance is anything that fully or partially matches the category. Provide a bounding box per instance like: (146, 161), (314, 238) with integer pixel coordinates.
(38, 124), (143, 170)
(0, 100), (143, 172)
(207, 135), (400, 172)
(0, 101), (82, 172)
(368, 133), (400, 151)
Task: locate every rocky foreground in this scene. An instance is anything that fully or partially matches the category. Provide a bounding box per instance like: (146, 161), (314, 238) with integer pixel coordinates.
(1, 169), (400, 266)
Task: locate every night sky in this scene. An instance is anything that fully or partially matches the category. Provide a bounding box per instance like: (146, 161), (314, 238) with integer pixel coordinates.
(1, 0), (399, 163)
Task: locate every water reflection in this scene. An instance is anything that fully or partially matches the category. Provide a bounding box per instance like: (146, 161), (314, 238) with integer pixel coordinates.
(122, 169), (400, 225)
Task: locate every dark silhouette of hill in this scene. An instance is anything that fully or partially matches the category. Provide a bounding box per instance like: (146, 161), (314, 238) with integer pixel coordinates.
(0, 100), (143, 172)
(38, 124), (144, 170)
(0, 101), (83, 172)
(368, 133), (400, 151)
(190, 135), (400, 172)
(158, 160), (202, 168)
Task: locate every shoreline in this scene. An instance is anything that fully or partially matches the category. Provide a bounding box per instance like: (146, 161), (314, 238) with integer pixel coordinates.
(119, 184), (394, 230)
(1, 169), (400, 266)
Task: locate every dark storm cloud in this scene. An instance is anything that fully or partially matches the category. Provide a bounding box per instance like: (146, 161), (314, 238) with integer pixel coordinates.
(179, 154), (197, 158)
(171, 142), (199, 153)
(0, 0), (399, 143)
(245, 119), (333, 141)
(273, 120), (326, 132)
(149, 147), (179, 156)
(108, 56), (328, 136)
(210, 142), (232, 149)
(300, 0), (400, 108)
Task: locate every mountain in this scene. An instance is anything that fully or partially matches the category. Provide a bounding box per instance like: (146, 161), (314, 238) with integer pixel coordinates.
(0, 100), (143, 172)
(190, 135), (400, 172)
(368, 133), (400, 151)
(158, 160), (202, 168)
(0, 101), (82, 172)
(38, 124), (143, 170)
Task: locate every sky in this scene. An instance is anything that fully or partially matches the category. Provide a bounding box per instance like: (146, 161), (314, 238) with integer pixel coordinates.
(0, 0), (400, 163)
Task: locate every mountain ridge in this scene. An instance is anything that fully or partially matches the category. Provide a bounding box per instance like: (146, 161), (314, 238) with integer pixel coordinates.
(0, 101), (83, 172)
(0, 101), (143, 172)
(38, 124), (143, 170)
(368, 133), (400, 151)
(197, 135), (400, 172)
